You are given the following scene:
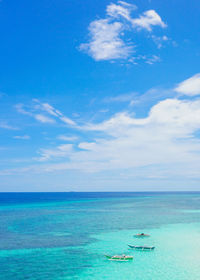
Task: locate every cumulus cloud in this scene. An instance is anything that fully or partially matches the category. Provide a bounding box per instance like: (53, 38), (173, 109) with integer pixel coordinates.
(61, 98), (200, 174)
(84, 98), (200, 136)
(175, 73), (200, 96)
(80, 1), (166, 61)
(80, 19), (133, 61)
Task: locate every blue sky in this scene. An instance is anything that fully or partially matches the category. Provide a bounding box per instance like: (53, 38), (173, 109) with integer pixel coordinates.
(1, 0), (200, 191)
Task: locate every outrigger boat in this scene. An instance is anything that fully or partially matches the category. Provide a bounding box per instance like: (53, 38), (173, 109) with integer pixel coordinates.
(128, 245), (155, 250)
(105, 254), (133, 261)
(134, 233), (150, 238)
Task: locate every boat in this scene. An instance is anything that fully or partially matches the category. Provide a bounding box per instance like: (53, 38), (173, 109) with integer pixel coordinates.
(105, 254), (134, 261)
(128, 245), (155, 250)
(134, 233), (150, 238)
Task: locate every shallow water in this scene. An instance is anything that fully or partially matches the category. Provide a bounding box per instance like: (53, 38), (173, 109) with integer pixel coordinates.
(0, 192), (200, 279)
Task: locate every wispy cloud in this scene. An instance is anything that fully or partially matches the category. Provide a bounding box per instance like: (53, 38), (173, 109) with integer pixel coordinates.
(15, 103), (55, 124)
(131, 10), (166, 31)
(0, 122), (18, 130)
(34, 114), (55, 124)
(80, 1), (167, 62)
(151, 35), (169, 49)
(104, 92), (136, 103)
(145, 55), (160, 64)
(106, 1), (137, 20)
(16, 99), (76, 126)
(15, 103), (33, 116)
(13, 135), (30, 140)
(57, 135), (78, 141)
(59, 116), (76, 126)
(36, 144), (73, 162)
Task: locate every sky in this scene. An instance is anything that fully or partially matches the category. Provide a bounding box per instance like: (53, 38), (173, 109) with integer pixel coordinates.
(0, 0), (200, 191)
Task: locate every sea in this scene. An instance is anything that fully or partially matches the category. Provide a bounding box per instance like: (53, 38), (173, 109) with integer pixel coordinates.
(0, 192), (200, 280)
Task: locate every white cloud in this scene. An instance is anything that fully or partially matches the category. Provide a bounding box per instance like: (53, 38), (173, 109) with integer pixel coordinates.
(20, 96), (200, 176)
(104, 92), (136, 103)
(80, 19), (133, 61)
(52, 97), (198, 175)
(131, 10), (167, 31)
(34, 100), (76, 125)
(145, 55), (160, 64)
(163, 35), (168, 41)
(0, 122), (18, 130)
(15, 104), (31, 115)
(13, 135), (30, 140)
(84, 98), (200, 137)
(7, 77), (200, 182)
(40, 103), (62, 117)
(106, 1), (137, 20)
(60, 116), (76, 126)
(80, 1), (166, 61)
(151, 35), (169, 48)
(175, 73), (200, 96)
(78, 142), (96, 150)
(34, 114), (55, 124)
(57, 135), (78, 141)
(16, 100), (76, 126)
(3, 95), (200, 182)
(37, 144), (73, 161)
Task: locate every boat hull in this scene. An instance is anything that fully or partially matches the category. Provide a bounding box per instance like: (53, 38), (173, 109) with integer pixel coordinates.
(134, 234), (150, 238)
(128, 245), (155, 250)
(105, 255), (133, 261)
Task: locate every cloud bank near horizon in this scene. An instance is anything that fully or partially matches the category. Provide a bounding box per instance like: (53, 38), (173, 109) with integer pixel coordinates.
(1, 73), (200, 184)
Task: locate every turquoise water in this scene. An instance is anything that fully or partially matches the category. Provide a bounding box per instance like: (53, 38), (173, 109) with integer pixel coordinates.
(0, 192), (200, 279)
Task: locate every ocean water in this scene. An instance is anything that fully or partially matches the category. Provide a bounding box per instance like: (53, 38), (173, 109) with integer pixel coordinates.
(0, 192), (200, 279)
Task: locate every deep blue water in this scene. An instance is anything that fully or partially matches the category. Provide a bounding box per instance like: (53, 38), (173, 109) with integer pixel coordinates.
(0, 191), (198, 205)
